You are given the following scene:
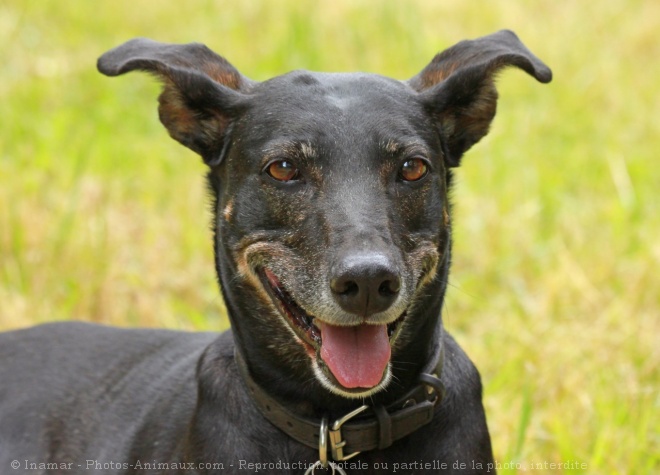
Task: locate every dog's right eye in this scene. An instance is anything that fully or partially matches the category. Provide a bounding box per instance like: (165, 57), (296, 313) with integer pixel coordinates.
(399, 158), (429, 182)
(265, 160), (300, 182)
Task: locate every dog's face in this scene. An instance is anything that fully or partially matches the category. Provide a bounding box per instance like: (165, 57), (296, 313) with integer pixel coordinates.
(216, 72), (449, 397)
(98, 31), (551, 400)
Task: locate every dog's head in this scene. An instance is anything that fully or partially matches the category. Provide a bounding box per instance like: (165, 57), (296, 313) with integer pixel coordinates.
(99, 31), (550, 402)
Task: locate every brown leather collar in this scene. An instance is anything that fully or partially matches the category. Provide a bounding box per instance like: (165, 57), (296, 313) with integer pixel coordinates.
(234, 345), (445, 461)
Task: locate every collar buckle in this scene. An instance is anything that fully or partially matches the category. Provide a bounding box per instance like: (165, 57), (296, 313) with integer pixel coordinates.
(328, 404), (369, 461)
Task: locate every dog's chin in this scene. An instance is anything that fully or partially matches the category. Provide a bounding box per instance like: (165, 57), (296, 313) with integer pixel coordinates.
(257, 267), (406, 399)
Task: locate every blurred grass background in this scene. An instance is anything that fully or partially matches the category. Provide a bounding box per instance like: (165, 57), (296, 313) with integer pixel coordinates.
(0, 0), (658, 473)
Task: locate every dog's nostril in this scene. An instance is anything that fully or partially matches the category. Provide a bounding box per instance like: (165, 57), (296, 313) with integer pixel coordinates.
(332, 279), (359, 296)
(379, 278), (400, 296)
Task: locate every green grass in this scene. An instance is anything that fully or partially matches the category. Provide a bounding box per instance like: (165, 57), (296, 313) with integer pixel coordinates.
(1, 1), (658, 473)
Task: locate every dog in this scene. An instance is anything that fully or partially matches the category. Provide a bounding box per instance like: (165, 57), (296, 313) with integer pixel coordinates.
(0, 30), (551, 474)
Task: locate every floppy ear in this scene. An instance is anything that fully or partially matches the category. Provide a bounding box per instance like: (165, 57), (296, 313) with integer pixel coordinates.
(408, 30), (552, 167)
(98, 38), (254, 165)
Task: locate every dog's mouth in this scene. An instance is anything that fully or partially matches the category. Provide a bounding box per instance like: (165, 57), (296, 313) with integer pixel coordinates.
(258, 267), (406, 393)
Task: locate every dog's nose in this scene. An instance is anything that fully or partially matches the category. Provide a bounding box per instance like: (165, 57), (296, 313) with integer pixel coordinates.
(330, 253), (401, 317)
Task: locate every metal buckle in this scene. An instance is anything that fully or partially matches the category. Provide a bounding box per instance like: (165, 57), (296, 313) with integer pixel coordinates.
(419, 371), (445, 406)
(307, 416), (346, 474)
(318, 416), (329, 468)
(328, 404), (369, 461)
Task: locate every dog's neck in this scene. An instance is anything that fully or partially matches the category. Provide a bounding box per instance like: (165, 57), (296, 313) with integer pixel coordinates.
(232, 333), (446, 460)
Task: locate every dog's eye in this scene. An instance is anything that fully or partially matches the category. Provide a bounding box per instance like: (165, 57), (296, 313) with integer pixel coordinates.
(266, 160), (299, 182)
(399, 158), (428, 182)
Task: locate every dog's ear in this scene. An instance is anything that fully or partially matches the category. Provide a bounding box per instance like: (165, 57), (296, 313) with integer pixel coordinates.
(408, 30), (552, 167)
(98, 38), (254, 165)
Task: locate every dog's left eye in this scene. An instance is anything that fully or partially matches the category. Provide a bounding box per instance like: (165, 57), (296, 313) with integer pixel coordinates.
(399, 158), (428, 182)
(265, 160), (300, 182)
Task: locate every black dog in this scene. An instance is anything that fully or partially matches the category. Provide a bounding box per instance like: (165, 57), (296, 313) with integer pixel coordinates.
(0, 31), (550, 474)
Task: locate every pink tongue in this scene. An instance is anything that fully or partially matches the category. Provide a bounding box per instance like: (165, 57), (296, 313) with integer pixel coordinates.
(319, 322), (391, 389)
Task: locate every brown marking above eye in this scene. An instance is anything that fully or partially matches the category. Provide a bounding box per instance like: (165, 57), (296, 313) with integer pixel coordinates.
(266, 160), (299, 182)
(399, 158), (428, 182)
(384, 139), (400, 154)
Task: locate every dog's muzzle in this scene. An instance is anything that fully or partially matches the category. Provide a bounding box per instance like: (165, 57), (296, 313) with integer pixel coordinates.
(258, 266), (407, 396)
